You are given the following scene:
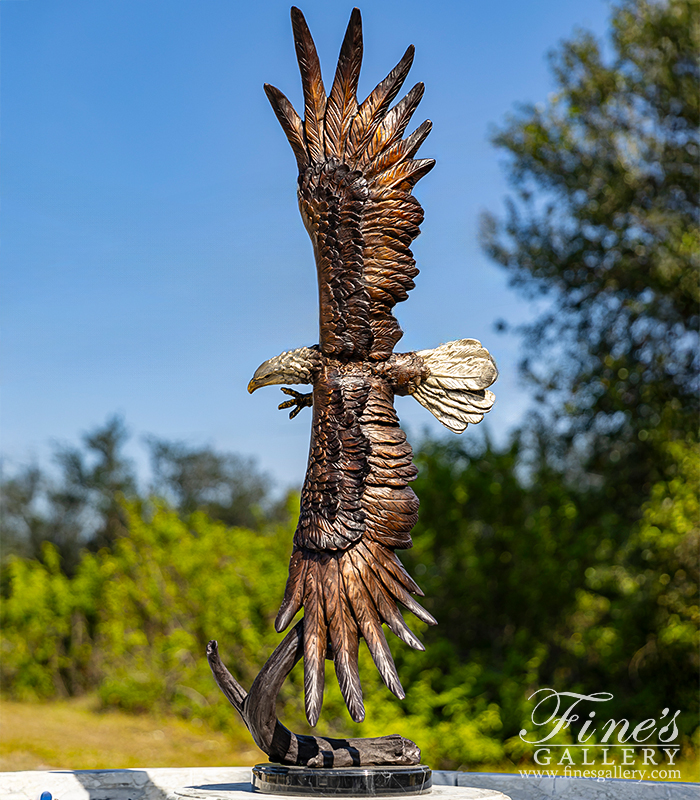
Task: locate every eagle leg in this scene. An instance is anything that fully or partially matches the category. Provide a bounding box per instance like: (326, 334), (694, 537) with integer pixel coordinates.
(279, 387), (313, 419)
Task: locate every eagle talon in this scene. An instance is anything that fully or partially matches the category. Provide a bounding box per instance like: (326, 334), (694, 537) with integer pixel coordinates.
(279, 387), (313, 419)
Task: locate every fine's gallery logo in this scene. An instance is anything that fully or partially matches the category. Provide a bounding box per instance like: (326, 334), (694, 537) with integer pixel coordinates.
(518, 689), (682, 782)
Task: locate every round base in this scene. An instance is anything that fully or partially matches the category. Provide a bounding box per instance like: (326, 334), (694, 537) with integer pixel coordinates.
(251, 764), (432, 796)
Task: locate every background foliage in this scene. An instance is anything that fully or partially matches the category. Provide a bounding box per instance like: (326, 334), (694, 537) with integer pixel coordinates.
(1, 0), (697, 771)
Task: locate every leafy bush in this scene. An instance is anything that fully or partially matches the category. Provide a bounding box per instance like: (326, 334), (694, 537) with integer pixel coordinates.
(2, 438), (697, 769)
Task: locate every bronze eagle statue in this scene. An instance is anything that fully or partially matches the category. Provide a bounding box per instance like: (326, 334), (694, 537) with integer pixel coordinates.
(248, 7), (497, 729)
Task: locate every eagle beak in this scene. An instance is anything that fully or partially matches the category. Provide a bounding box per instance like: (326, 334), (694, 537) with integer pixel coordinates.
(248, 358), (281, 393)
(248, 374), (271, 394)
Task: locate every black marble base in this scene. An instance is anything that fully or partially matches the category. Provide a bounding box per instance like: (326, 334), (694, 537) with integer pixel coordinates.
(251, 764), (432, 796)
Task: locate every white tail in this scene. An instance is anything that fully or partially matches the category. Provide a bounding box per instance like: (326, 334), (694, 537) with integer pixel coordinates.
(411, 339), (498, 433)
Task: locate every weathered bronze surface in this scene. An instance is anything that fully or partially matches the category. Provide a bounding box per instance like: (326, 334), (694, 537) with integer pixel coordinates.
(208, 6), (497, 768)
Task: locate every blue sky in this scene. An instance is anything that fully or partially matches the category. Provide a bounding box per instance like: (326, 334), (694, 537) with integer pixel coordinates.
(2, 0), (611, 489)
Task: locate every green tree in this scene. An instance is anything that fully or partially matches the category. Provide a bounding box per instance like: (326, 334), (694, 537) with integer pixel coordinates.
(52, 415), (137, 553)
(2, 437), (697, 764)
(1, 466), (53, 560)
(1, 418), (281, 568)
(467, 0), (700, 753)
(146, 437), (274, 529)
(481, 0), (699, 508)
(1, 417), (137, 572)
(403, 433), (603, 750)
(568, 440), (699, 740)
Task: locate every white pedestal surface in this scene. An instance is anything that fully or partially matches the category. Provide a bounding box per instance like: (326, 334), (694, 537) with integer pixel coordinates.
(1, 766), (697, 800)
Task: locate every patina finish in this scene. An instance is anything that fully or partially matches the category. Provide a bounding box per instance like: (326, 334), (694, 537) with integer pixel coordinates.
(208, 6), (497, 768)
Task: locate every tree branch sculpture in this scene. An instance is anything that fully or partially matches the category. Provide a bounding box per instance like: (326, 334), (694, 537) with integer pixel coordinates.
(207, 625), (419, 767)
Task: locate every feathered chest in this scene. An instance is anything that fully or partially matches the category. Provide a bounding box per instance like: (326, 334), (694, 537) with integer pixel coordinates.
(295, 359), (418, 552)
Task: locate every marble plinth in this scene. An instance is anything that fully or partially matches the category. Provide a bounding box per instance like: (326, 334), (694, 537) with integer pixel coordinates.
(251, 764), (431, 795)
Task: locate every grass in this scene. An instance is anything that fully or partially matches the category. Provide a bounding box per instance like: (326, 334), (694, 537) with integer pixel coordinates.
(1, 697), (697, 782)
(0, 696), (263, 770)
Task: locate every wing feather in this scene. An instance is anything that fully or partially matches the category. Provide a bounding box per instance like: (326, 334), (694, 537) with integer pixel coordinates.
(324, 554), (364, 722)
(275, 547), (308, 632)
(303, 553), (327, 726)
(365, 120), (433, 179)
(291, 7), (327, 163)
(267, 10), (434, 360)
(348, 544), (421, 653)
(357, 540), (435, 626)
(324, 8), (363, 159)
(360, 83), (425, 168)
(339, 552), (404, 697)
(368, 158), (436, 191)
(275, 372), (429, 722)
(263, 84), (309, 171)
(365, 540), (424, 596)
(346, 45), (415, 164)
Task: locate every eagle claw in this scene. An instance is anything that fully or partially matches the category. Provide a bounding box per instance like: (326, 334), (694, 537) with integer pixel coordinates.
(279, 387), (313, 419)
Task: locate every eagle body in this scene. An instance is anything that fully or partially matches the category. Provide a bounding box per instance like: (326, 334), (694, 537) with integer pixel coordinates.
(293, 354), (426, 554)
(248, 7), (498, 727)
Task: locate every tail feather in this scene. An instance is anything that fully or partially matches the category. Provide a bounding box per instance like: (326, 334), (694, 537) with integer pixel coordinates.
(415, 385), (494, 431)
(412, 339), (498, 433)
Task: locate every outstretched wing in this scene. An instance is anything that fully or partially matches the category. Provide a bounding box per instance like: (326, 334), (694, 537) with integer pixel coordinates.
(275, 366), (435, 726)
(264, 6), (434, 361)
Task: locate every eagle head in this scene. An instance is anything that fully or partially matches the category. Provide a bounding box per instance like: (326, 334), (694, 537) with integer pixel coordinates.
(248, 346), (321, 393)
